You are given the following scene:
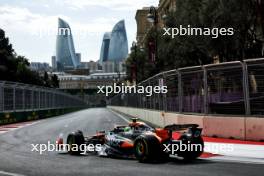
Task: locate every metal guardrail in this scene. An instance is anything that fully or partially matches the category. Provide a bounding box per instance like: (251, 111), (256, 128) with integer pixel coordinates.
(109, 58), (264, 116)
(0, 81), (87, 112)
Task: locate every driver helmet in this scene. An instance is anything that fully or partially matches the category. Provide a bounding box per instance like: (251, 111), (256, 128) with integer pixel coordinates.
(124, 126), (131, 132)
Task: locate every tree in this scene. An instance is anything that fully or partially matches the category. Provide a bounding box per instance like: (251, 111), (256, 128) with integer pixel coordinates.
(43, 72), (50, 87)
(202, 0), (258, 60)
(51, 74), (59, 88)
(126, 0), (263, 81)
(0, 28), (57, 87)
(125, 42), (160, 83)
(0, 29), (15, 80)
(162, 0), (261, 67)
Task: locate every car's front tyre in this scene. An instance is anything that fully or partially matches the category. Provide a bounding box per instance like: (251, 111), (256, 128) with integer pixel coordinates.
(66, 130), (85, 155)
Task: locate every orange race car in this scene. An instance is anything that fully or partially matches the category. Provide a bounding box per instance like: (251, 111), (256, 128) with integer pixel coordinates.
(60, 118), (204, 162)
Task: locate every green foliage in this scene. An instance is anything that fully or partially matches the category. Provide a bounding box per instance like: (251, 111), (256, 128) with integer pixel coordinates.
(126, 0), (263, 82)
(202, 0), (259, 60)
(51, 74), (59, 88)
(0, 28), (58, 87)
(125, 44), (156, 83)
(162, 0), (262, 62)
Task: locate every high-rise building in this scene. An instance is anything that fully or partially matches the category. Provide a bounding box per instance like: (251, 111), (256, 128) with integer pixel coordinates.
(30, 62), (50, 71)
(102, 61), (115, 73)
(99, 32), (111, 65)
(51, 56), (57, 70)
(81, 61), (98, 73)
(76, 53), (81, 65)
(108, 20), (128, 62)
(56, 18), (79, 71)
(98, 20), (128, 73)
(88, 61), (98, 73)
(118, 60), (126, 73)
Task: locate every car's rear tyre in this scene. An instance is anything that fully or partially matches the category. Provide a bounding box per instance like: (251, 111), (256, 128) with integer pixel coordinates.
(134, 135), (164, 163)
(178, 135), (204, 160)
(67, 130), (85, 155)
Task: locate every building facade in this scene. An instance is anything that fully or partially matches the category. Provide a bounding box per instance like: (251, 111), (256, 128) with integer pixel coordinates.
(135, 0), (177, 47)
(158, 0), (177, 27)
(75, 53), (81, 65)
(135, 7), (152, 47)
(30, 62), (50, 72)
(81, 61), (98, 73)
(51, 56), (57, 70)
(102, 61), (115, 73)
(58, 72), (126, 89)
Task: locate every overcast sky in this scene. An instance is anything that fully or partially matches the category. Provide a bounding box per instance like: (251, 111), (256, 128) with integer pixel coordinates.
(0, 0), (158, 64)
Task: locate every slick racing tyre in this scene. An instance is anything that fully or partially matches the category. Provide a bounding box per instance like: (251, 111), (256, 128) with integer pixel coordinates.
(67, 130), (85, 155)
(134, 135), (163, 163)
(178, 135), (204, 161)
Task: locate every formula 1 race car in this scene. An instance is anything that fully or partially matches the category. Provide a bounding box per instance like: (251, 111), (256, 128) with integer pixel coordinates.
(58, 118), (204, 162)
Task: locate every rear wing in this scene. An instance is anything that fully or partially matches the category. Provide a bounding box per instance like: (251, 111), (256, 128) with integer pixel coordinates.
(164, 124), (199, 131)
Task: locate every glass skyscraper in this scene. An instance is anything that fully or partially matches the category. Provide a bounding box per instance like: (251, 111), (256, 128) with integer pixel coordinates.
(56, 18), (79, 71)
(99, 32), (111, 65)
(108, 20), (128, 62)
(99, 20), (128, 65)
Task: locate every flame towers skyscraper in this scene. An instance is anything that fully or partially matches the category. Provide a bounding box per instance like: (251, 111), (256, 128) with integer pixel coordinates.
(56, 18), (79, 71)
(99, 32), (111, 65)
(107, 20), (128, 62)
(99, 20), (128, 73)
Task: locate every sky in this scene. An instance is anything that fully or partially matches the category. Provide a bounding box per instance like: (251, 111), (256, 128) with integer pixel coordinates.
(0, 0), (158, 64)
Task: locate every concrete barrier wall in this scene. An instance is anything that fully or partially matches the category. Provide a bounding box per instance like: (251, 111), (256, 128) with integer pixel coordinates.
(246, 118), (264, 141)
(108, 106), (264, 141)
(203, 116), (245, 140)
(178, 114), (204, 128)
(110, 106), (165, 127)
(0, 107), (84, 125)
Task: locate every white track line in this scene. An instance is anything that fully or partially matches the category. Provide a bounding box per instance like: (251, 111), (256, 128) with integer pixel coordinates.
(0, 122), (38, 135)
(109, 109), (130, 123)
(204, 156), (264, 165)
(204, 142), (264, 159)
(0, 170), (25, 176)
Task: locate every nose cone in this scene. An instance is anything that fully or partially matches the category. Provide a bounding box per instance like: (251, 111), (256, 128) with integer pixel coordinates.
(56, 137), (64, 150)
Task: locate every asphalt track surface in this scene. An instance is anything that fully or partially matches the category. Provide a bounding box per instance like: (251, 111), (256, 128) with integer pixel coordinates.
(0, 108), (263, 176)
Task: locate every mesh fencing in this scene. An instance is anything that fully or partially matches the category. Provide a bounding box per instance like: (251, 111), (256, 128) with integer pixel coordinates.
(206, 62), (245, 115)
(245, 59), (264, 115)
(0, 81), (86, 112)
(109, 58), (264, 116)
(164, 70), (179, 112)
(179, 66), (204, 113)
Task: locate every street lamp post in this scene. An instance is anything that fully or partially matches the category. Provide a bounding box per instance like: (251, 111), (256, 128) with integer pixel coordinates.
(147, 6), (158, 63)
(132, 41), (138, 84)
(147, 6), (158, 25)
